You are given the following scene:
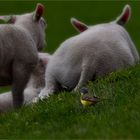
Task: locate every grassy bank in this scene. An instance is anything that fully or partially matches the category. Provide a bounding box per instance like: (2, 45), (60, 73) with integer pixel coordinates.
(0, 65), (140, 138)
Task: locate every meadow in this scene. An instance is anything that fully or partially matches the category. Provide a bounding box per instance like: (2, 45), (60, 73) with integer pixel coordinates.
(0, 0), (140, 139)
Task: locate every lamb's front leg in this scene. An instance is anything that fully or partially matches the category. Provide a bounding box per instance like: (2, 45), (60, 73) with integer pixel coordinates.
(32, 75), (58, 102)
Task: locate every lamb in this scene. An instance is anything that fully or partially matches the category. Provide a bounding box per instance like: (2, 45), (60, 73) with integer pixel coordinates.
(35, 5), (139, 101)
(0, 52), (50, 113)
(0, 3), (46, 107)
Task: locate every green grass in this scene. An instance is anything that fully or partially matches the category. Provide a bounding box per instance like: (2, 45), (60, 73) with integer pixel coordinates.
(0, 65), (140, 139)
(0, 0), (140, 139)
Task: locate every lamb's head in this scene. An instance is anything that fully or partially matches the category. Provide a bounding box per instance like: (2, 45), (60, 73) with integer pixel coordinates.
(0, 3), (46, 51)
(71, 4), (131, 33)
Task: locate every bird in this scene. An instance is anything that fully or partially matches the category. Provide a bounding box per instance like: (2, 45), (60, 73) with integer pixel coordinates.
(80, 87), (101, 107)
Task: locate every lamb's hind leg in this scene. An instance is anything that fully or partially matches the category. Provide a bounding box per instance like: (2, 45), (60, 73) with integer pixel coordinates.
(74, 61), (95, 91)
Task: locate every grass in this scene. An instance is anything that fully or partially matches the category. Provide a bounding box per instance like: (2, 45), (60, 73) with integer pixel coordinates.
(0, 65), (140, 139)
(0, 0), (140, 139)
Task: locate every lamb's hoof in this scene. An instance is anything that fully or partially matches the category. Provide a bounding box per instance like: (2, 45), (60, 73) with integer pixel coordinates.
(38, 89), (52, 100)
(32, 97), (40, 103)
(38, 94), (49, 100)
(74, 86), (80, 92)
(32, 89), (53, 103)
(31, 97), (47, 104)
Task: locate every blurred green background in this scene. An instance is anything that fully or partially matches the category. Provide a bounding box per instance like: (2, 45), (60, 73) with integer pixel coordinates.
(0, 0), (139, 54)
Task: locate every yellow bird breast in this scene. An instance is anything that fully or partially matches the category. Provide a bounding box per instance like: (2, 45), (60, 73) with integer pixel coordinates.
(80, 99), (93, 106)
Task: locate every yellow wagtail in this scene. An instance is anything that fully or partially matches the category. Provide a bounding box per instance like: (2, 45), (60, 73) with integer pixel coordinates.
(80, 87), (101, 106)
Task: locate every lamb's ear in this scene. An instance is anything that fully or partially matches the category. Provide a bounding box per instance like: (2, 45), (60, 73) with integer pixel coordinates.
(71, 17), (88, 32)
(0, 15), (16, 23)
(33, 3), (44, 22)
(116, 5), (131, 26)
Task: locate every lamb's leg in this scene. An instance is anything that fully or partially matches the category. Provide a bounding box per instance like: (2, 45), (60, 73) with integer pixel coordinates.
(74, 62), (95, 91)
(12, 62), (35, 108)
(32, 74), (58, 102)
